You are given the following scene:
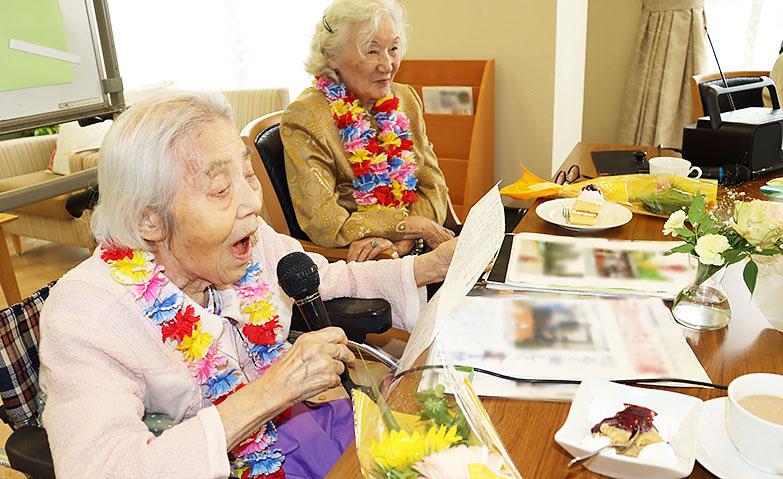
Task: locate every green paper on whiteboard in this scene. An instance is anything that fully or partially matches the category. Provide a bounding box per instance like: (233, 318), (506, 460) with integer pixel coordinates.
(0, 0), (75, 92)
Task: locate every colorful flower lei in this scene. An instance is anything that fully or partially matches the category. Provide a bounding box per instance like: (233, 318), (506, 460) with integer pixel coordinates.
(315, 75), (419, 210)
(101, 243), (290, 479)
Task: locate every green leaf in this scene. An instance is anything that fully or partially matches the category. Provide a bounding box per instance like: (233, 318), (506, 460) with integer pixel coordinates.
(697, 215), (714, 235)
(743, 259), (758, 295)
(668, 243), (695, 254)
(688, 194), (706, 227)
(675, 227), (695, 238)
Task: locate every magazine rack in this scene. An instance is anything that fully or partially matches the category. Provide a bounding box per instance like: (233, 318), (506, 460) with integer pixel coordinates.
(395, 60), (495, 221)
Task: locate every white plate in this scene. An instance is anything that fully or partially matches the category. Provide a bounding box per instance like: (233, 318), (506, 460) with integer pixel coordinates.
(696, 397), (781, 479)
(554, 379), (701, 479)
(536, 198), (633, 232)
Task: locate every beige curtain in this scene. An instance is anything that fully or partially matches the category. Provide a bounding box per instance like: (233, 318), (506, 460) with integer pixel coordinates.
(618, 0), (708, 147)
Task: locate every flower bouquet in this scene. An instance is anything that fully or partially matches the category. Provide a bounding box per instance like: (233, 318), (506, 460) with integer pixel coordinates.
(500, 165), (717, 217)
(352, 359), (521, 479)
(662, 194), (783, 329)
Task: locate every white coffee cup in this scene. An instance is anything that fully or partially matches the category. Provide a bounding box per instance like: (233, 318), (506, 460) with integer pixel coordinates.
(648, 157), (702, 178)
(726, 373), (783, 473)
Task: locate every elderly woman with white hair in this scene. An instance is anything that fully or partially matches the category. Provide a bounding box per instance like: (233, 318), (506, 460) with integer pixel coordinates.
(282, 0), (454, 263)
(38, 91), (454, 479)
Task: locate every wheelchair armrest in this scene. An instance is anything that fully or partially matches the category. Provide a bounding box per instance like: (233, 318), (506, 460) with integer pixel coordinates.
(5, 425), (55, 479)
(290, 297), (392, 344)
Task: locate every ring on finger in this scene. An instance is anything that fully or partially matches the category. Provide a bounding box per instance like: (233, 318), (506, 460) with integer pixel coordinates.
(371, 240), (379, 248)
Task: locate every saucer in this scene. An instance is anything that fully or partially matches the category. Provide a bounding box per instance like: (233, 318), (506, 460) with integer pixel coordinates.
(696, 397), (782, 479)
(555, 379), (700, 479)
(536, 198), (633, 232)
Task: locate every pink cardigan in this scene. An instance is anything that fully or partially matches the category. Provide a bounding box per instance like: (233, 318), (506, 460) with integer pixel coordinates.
(39, 219), (424, 478)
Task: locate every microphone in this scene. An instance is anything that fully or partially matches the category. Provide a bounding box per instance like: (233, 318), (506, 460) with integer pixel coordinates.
(277, 252), (357, 395)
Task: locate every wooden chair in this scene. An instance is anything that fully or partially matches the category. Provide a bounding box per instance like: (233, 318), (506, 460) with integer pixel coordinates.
(241, 112), (350, 261)
(690, 70), (770, 122)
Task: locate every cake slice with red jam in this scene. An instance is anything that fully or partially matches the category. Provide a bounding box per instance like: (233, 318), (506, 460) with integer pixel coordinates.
(591, 404), (663, 457)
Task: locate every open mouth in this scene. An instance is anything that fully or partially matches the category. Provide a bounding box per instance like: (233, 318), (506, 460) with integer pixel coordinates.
(230, 234), (253, 261)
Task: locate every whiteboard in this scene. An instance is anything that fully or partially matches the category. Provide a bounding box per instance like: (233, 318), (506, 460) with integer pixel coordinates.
(0, 0), (121, 130)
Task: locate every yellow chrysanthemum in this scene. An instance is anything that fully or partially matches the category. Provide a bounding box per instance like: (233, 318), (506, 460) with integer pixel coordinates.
(177, 325), (213, 361)
(369, 425), (462, 470)
(331, 99), (363, 117)
(241, 295), (279, 325)
(109, 251), (155, 285)
(378, 131), (401, 148)
(349, 149), (372, 163)
(391, 180), (404, 200)
(369, 153), (387, 165)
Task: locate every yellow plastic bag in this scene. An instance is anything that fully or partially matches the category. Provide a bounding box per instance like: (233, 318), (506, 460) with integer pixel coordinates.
(500, 165), (718, 217)
(352, 363), (522, 479)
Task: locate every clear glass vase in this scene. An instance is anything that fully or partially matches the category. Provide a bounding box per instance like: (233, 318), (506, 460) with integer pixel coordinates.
(671, 259), (731, 330)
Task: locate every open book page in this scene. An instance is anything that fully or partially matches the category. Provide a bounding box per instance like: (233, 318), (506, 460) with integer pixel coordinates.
(424, 295), (710, 400)
(398, 184), (505, 372)
(501, 233), (695, 299)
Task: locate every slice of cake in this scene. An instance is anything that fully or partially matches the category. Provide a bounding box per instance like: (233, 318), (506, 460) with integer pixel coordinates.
(591, 404), (664, 457)
(569, 185), (604, 226)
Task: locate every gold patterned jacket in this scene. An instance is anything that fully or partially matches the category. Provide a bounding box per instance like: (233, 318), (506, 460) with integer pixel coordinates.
(281, 83), (449, 248)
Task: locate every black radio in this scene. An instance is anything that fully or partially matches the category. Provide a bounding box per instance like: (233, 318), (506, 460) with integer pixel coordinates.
(682, 77), (783, 180)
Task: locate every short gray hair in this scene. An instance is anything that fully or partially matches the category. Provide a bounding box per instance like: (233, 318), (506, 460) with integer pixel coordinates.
(91, 90), (233, 250)
(305, 0), (408, 81)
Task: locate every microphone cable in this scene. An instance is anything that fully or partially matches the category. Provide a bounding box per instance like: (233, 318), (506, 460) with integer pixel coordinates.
(390, 364), (728, 390)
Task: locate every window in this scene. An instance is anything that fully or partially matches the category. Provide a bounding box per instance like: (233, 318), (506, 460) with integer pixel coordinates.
(704, 0), (782, 72)
(107, 0), (330, 97)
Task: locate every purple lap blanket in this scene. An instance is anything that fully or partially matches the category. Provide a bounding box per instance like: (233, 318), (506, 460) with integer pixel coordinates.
(276, 398), (355, 479)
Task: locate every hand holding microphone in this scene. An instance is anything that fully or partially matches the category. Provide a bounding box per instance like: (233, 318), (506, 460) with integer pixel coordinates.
(277, 252), (358, 395)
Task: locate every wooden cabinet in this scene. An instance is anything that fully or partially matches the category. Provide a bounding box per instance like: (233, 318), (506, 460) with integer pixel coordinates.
(395, 60), (495, 221)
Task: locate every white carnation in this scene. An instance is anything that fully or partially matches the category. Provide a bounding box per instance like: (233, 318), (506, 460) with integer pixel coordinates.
(662, 210), (687, 236)
(694, 234), (730, 266)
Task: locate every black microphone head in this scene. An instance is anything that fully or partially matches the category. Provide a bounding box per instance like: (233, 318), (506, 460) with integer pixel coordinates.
(276, 252), (320, 300)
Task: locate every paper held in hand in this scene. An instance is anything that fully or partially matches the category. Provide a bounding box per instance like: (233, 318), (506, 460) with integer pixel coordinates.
(398, 184), (506, 372)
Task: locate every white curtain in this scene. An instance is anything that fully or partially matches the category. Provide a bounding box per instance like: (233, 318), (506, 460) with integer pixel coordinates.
(106, 0), (330, 97)
(618, 0), (708, 148)
(703, 0), (783, 71)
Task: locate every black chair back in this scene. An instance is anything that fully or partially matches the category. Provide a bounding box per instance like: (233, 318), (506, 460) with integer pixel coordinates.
(699, 76), (765, 114)
(253, 125), (310, 241)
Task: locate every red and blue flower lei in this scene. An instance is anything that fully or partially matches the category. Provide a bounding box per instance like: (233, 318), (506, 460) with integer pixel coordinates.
(315, 75), (419, 210)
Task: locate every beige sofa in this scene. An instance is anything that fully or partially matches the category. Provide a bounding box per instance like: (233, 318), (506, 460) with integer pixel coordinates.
(0, 88), (290, 254)
(0, 135), (97, 251)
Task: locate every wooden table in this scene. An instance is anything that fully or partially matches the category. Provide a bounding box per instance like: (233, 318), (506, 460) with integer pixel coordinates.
(0, 213), (21, 305)
(327, 143), (783, 478)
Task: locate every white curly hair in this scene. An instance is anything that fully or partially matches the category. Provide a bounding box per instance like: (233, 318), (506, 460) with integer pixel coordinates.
(305, 0), (408, 81)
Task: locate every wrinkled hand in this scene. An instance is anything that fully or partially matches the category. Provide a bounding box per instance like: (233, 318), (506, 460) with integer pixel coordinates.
(403, 216), (455, 250)
(347, 237), (399, 262)
(263, 327), (355, 404)
(393, 239), (415, 256)
(413, 237), (457, 286)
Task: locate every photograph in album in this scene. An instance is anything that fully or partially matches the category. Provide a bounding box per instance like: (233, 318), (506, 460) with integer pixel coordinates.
(494, 233), (696, 299)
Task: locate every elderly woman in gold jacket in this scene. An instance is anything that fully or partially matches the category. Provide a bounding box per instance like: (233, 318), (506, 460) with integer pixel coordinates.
(282, 0), (454, 263)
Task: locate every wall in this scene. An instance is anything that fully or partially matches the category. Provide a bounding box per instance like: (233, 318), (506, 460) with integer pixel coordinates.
(581, 0), (642, 144)
(551, 0), (588, 174)
(398, 0), (557, 183)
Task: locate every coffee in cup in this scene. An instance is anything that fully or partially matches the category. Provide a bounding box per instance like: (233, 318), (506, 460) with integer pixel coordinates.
(726, 373), (783, 473)
(648, 157), (702, 178)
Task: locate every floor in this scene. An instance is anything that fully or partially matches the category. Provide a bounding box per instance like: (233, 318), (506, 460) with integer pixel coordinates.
(1, 237), (89, 477)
